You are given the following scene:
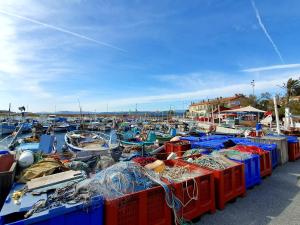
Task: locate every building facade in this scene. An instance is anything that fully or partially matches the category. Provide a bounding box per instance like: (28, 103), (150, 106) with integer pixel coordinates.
(188, 94), (246, 118)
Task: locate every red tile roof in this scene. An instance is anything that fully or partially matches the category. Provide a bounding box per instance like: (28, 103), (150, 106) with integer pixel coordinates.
(191, 95), (243, 106)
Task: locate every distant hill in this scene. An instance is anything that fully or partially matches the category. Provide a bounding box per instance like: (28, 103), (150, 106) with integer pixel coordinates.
(37, 110), (186, 116)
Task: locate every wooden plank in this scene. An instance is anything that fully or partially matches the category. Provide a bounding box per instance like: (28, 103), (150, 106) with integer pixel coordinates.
(27, 170), (83, 190)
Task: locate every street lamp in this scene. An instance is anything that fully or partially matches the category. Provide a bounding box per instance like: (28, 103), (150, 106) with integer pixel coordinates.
(251, 80), (255, 96)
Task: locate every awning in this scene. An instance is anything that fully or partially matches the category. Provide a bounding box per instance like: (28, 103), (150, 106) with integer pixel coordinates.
(222, 105), (266, 113)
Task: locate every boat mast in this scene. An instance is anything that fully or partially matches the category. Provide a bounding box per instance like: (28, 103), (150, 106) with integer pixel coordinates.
(218, 105), (221, 125)
(273, 97), (281, 134)
(77, 99), (83, 129)
(8, 103), (11, 120)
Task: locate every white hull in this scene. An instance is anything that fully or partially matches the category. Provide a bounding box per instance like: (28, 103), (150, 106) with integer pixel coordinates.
(196, 122), (244, 135)
(53, 126), (69, 132)
(64, 130), (119, 152)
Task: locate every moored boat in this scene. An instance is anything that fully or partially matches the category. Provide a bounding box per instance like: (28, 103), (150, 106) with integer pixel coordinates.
(0, 122), (16, 136)
(120, 131), (156, 147)
(65, 130), (119, 152)
(53, 122), (70, 132)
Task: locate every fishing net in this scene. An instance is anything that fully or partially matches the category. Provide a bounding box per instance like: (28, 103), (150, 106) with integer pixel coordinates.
(64, 154), (107, 174)
(95, 155), (115, 170)
(182, 149), (208, 157)
(26, 162), (158, 217)
(144, 145), (158, 151)
(229, 145), (265, 155)
(142, 165), (198, 225)
(160, 165), (201, 182)
(74, 161), (157, 200)
(24, 178), (88, 218)
(25, 160), (197, 225)
(132, 156), (157, 167)
(123, 145), (142, 153)
(31, 164), (195, 225)
(189, 155), (232, 170)
(64, 161), (90, 174)
(123, 144), (157, 153)
(218, 149), (252, 161)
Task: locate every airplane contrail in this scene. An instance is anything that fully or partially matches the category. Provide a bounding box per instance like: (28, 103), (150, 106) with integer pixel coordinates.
(0, 9), (126, 52)
(250, 0), (284, 63)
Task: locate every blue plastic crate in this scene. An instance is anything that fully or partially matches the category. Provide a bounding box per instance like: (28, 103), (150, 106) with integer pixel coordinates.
(204, 135), (233, 140)
(0, 185), (104, 225)
(285, 136), (298, 143)
(258, 143), (278, 168)
(191, 140), (224, 150)
(180, 136), (201, 142)
(231, 138), (278, 168)
(230, 137), (250, 144)
(288, 139), (299, 145)
(198, 135), (232, 142)
(182, 135), (233, 143)
(231, 154), (261, 189)
(0, 151), (9, 155)
(246, 143), (277, 168)
(199, 137), (216, 142)
(267, 134), (298, 143)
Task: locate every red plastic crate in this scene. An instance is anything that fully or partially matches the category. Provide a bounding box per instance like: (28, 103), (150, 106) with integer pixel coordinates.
(0, 159), (16, 209)
(259, 151), (272, 178)
(288, 142), (300, 161)
(163, 160), (216, 221)
(105, 186), (172, 225)
(0, 154), (14, 172)
(212, 163), (246, 209)
(181, 155), (246, 210)
(164, 141), (191, 158)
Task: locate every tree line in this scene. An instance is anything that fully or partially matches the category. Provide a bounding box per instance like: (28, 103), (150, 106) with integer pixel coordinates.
(240, 77), (300, 117)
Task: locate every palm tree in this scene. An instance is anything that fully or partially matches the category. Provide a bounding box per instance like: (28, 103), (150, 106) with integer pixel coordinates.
(283, 78), (300, 103)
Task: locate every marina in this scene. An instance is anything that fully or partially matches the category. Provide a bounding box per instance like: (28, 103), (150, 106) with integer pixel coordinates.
(0, 102), (300, 225)
(0, 85), (300, 225)
(0, 1), (300, 224)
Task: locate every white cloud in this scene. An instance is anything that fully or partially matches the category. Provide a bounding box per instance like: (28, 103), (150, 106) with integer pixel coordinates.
(242, 63), (300, 72)
(156, 72), (230, 90)
(76, 72), (298, 111)
(0, 1), (297, 112)
(0, 1), (87, 110)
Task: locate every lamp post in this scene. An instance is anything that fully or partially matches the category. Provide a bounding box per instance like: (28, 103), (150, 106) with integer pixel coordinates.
(251, 80), (255, 96)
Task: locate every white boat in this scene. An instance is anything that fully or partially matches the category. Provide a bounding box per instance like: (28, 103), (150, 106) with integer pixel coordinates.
(53, 122), (70, 132)
(65, 130), (119, 152)
(196, 121), (244, 135)
(282, 108), (300, 132)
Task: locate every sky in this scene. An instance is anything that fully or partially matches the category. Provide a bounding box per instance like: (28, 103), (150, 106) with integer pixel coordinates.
(0, 0), (300, 112)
